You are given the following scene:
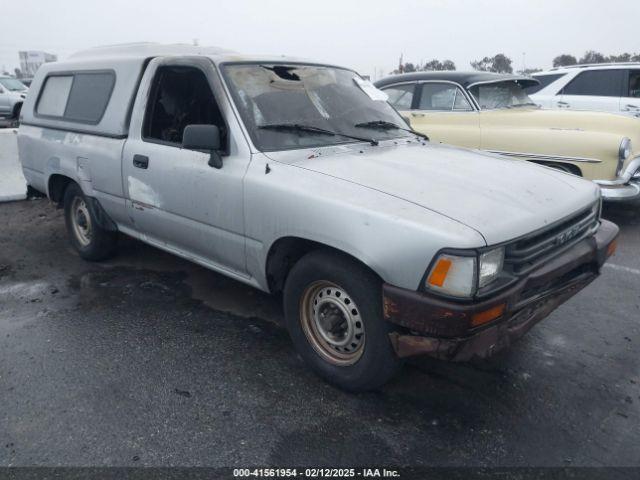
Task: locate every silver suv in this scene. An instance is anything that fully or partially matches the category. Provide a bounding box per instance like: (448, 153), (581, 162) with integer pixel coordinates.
(17, 44), (618, 390)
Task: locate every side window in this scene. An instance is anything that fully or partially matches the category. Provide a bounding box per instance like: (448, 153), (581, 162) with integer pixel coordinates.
(525, 73), (566, 95)
(453, 90), (473, 111)
(627, 70), (640, 98)
(37, 72), (114, 123)
(418, 83), (472, 111)
(143, 66), (227, 146)
(562, 70), (624, 97)
(36, 76), (73, 117)
(382, 84), (414, 110)
(64, 73), (115, 123)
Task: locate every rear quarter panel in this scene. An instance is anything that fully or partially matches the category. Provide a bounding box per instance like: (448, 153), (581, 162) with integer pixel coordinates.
(17, 124), (128, 226)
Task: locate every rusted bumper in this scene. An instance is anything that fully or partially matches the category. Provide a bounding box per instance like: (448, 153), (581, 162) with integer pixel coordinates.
(383, 219), (619, 361)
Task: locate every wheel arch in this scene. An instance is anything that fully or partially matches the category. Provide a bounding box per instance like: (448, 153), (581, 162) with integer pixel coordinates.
(265, 236), (382, 294)
(531, 160), (583, 176)
(47, 173), (75, 204)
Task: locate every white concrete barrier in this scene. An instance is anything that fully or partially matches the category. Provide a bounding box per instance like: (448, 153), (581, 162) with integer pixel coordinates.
(0, 129), (27, 202)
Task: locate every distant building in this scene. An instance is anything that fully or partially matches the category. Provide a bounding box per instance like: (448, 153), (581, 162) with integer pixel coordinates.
(18, 51), (58, 77)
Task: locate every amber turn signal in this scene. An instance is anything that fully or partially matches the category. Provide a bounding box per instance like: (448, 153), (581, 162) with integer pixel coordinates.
(427, 258), (452, 287)
(606, 239), (617, 258)
(471, 303), (506, 327)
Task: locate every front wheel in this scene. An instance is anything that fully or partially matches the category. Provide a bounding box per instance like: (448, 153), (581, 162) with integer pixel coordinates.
(283, 250), (402, 391)
(63, 182), (117, 261)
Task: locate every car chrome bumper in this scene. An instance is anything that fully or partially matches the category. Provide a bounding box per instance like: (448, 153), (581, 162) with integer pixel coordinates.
(596, 156), (640, 202)
(597, 181), (640, 201)
(382, 219), (619, 360)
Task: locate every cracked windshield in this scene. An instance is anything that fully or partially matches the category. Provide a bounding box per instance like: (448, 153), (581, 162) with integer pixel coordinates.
(223, 63), (413, 151)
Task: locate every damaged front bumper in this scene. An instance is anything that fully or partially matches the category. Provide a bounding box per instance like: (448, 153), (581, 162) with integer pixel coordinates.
(383, 219), (619, 361)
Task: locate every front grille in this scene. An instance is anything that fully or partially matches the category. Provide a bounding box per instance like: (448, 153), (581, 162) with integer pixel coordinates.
(504, 204), (599, 276)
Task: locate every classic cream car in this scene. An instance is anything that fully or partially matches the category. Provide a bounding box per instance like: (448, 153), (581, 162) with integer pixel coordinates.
(375, 72), (640, 201)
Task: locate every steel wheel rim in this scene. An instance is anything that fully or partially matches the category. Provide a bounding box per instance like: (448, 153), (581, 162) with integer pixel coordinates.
(70, 196), (92, 247)
(300, 281), (365, 366)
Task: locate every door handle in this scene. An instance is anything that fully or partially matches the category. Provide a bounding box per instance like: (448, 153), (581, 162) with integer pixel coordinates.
(133, 154), (149, 169)
(557, 101), (569, 108)
(411, 112), (426, 118)
(623, 104), (639, 111)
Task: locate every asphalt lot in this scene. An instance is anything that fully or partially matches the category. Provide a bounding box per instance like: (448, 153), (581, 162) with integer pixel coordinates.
(0, 198), (639, 468)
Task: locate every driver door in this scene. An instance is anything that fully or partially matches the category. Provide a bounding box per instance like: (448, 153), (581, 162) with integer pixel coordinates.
(121, 57), (250, 275)
(412, 82), (480, 148)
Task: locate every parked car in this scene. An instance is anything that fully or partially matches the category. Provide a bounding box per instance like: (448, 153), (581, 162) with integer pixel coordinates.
(18, 44), (618, 391)
(526, 63), (640, 115)
(375, 71), (640, 202)
(0, 76), (28, 121)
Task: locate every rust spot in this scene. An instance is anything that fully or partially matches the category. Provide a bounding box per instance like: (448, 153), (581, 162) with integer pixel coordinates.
(383, 296), (399, 319)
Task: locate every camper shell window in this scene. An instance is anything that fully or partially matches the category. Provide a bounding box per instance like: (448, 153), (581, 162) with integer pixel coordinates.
(36, 71), (116, 124)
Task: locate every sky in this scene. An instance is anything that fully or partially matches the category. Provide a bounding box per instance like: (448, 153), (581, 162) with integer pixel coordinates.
(1, 0), (639, 79)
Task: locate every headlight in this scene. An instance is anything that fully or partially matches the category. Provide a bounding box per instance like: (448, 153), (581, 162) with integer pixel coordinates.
(618, 138), (632, 175)
(478, 248), (505, 288)
(425, 247), (505, 298)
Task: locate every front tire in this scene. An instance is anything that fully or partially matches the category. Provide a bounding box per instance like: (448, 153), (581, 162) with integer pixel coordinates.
(63, 182), (117, 261)
(12, 102), (22, 120)
(283, 250), (402, 391)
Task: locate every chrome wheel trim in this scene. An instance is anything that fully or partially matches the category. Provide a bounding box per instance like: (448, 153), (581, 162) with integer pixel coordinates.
(300, 281), (365, 366)
(70, 196), (92, 247)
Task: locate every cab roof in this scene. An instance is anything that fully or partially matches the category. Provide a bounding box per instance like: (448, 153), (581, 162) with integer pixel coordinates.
(66, 42), (323, 67)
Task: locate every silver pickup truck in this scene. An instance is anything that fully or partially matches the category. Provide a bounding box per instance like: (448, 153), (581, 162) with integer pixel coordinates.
(18, 43), (618, 391)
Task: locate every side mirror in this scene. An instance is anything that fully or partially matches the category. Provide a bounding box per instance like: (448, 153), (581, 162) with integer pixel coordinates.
(183, 124), (223, 169)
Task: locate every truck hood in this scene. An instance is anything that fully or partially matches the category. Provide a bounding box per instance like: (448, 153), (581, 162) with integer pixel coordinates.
(266, 141), (600, 245)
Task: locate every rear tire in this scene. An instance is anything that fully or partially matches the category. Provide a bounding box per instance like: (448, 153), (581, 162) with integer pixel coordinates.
(63, 182), (117, 261)
(283, 250), (402, 391)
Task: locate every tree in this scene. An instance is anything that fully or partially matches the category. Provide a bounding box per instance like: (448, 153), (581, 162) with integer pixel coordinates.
(579, 50), (607, 64)
(470, 54), (513, 73)
(422, 59), (456, 71)
(393, 62), (417, 74)
(518, 68), (543, 75)
(552, 54), (577, 67)
(607, 53), (631, 63)
(441, 59), (456, 71)
(403, 62), (416, 73)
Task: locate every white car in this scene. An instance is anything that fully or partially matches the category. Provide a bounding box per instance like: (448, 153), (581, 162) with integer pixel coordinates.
(527, 63), (640, 115)
(0, 77), (28, 120)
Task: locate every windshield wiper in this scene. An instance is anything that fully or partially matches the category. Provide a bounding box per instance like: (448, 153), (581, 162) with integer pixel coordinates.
(257, 123), (378, 146)
(354, 120), (429, 141)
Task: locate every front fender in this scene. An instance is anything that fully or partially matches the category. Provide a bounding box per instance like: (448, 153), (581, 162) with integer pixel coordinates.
(243, 155), (485, 292)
